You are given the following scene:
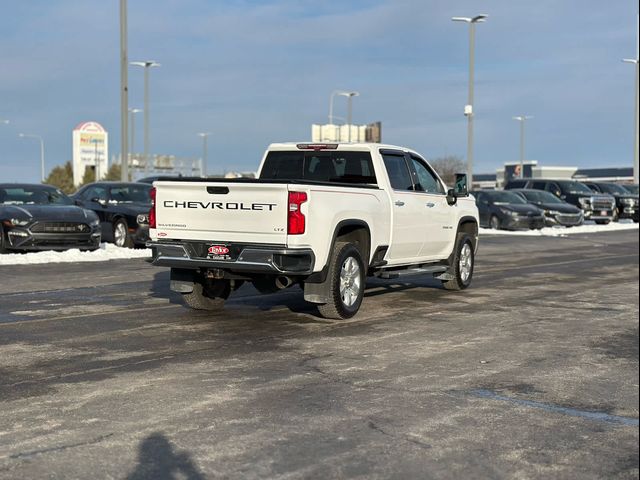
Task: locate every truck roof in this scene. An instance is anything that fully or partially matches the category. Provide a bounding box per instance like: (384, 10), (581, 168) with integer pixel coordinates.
(267, 142), (418, 155)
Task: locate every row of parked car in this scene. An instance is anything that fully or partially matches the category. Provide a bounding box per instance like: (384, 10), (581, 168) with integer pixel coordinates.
(0, 180), (154, 253)
(473, 178), (639, 230)
(1, 175), (638, 253)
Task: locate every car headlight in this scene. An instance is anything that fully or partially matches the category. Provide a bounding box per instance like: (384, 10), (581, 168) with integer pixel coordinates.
(499, 208), (518, 217)
(89, 217), (100, 226)
(547, 210), (562, 216)
(621, 198), (636, 206)
(9, 218), (30, 226)
(137, 214), (149, 225)
(578, 197), (590, 207)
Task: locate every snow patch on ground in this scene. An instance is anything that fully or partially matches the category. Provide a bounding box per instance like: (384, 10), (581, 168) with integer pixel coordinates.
(480, 221), (639, 237)
(0, 243), (151, 266)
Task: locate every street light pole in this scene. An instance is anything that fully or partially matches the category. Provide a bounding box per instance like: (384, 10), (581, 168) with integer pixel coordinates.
(452, 14), (488, 183)
(198, 133), (212, 177)
(18, 133), (45, 182)
(128, 108), (142, 161)
(328, 91), (359, 142)
(119, 0), (129, 182)
(130, 60), (160, 174)
(513, 116), (533, 178)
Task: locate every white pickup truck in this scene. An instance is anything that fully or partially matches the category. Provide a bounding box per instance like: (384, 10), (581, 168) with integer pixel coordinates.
(148, 143), (479, 319)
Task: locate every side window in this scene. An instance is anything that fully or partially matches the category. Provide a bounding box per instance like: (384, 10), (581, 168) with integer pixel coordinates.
(382, 154), (413, 191)
(531, 181), (546, 190)
(411, 157), (444, 194)
(85, 186), (108, 202)
(545, 183), (561, 196)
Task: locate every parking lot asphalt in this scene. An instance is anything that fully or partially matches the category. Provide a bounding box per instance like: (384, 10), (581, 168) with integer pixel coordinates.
(0, 230), (638, 479)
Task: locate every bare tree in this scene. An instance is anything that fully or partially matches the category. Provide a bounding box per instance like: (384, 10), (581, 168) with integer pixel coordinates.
(429, 155), (465, 186)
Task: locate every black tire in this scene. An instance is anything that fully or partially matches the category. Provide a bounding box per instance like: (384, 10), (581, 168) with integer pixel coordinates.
(0, 227), (9, 254)
(113, 219), (134, 248)
(612, 208), (620, 223)
(317, 242), (365, 320)
(594, 219), (611, 225)
(442, 234), (475, 291)
(489, 215), (501, 230)
(182, 280), (230, 311)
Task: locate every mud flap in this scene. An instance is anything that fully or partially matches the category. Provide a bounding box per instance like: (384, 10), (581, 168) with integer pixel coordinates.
(304, 280), (330, 304)
(169, 268), (195, 293)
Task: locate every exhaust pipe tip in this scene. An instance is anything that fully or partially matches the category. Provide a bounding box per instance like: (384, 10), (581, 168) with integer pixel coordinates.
(275, 276), (293, 290)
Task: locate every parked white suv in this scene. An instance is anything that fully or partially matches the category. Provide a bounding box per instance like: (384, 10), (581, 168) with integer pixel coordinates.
(148, 143), (479, 319)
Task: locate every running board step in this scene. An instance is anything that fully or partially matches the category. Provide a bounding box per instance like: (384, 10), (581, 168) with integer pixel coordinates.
(377, 265), (448, 279)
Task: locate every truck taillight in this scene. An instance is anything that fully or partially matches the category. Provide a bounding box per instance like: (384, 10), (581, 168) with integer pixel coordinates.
(288, 191), (307, 235)
(149, 187), (156, 229)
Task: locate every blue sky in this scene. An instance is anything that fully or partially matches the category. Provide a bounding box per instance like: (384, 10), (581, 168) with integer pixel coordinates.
(0, 0), (637, 183)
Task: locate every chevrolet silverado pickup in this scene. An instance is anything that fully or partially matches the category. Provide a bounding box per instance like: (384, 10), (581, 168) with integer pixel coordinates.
(148, 143), (479, 319)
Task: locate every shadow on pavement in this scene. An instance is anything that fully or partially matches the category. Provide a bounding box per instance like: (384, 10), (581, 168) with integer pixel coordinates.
(127, 432), (205, 480)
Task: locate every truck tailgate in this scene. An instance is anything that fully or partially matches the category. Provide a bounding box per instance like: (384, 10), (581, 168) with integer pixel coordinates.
(154, 181), (288, 244)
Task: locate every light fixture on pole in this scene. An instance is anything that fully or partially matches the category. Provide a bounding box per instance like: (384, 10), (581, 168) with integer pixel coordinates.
(513, 116), (533, 179)
(0, 119), (9, 125)
(130, 60), (161, 174)
(18, 133), (45, 182)
(198, 132), (212, 177)
(452, 13), (488, 183)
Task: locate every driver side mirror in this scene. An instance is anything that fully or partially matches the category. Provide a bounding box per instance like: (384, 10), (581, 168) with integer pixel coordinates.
(447, 173), (469, 206)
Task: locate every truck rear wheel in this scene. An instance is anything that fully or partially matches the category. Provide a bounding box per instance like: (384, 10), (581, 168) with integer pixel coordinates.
(182, 280), (230, 311)
(317, 242), (365, 320)
(442, 234), (475, 291)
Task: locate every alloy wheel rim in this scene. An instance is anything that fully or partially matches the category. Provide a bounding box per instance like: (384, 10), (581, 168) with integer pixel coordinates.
(339, 256), (361, 307)
(459, 243), (473, 283)
(114, 223), (127, 247)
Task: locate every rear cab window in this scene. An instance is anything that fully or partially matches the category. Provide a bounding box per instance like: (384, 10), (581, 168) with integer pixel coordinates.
(260, 151), (377, 185)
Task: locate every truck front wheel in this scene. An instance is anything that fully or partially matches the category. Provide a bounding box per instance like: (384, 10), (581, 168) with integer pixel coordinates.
(182, 279), (230, 311)
(317, 242), (365, 320)
(442, 234), (475, 291)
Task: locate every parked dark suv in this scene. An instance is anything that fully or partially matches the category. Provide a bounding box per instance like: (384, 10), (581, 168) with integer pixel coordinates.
(471, 190), (545, 230)
(511, 189), (584, 227)
(504, 178), (615, 224)
(582, 182), (639, 223)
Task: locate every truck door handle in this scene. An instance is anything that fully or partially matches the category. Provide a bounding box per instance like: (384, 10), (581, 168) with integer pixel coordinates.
(426, 202), (435, 208)
(394, 201), (405, 207)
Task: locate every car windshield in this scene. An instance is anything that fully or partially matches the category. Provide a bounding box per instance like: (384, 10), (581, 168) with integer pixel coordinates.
(521, 190), (563, 204)
(0, 186), (73, 206)
(596, 183), (633, 195)
(622, 184), (639, 194)
(487, 191), (527, 205)
(109, 185), (152, 203)
(562, 182), (593, 194)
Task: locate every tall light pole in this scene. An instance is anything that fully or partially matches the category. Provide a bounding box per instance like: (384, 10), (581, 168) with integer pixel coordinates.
(120, 0), (129, 182)
(128, 108), (142, 155)
(329, 90), (359, 141)
(130, 60), (161, 174)
(452, 14), (488, 183)
(513, 116), (533, 178)
(198, 132), (212, 177)
(623, 57), (639, 183)
(18, 133), (45, 182)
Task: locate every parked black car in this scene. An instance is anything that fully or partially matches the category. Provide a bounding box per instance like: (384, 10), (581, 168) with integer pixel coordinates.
(510, 189), (584, 227)
(0, 183), (101, 253)
(71, 182), (152, 248)
(504, 178), (615, 224)
(582, 181), (639, 222)
(472, 190), (545, 230)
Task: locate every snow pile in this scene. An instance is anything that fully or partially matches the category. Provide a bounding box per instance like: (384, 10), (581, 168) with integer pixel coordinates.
(480, 221), (638, 237)
(0, 243), (151, 266)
